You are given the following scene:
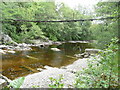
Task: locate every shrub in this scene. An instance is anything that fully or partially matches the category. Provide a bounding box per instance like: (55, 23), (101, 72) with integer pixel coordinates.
(49, 75), (64, 88)
(74, 37), (119, 88)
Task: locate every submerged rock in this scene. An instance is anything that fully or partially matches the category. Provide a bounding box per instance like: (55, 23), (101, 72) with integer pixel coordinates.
(75, 48), (102, 58)
(51, 48), (61, 51)
(74, 52), (90, 58)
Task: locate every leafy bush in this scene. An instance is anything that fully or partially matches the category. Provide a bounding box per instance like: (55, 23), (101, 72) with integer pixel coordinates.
(49, 75), (64, 88)
(74, 37), (119, 88)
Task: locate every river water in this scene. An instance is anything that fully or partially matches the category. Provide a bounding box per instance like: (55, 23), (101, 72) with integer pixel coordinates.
(1, 43), (93, 80)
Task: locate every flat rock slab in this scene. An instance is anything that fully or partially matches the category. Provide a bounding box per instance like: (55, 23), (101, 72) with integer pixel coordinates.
(21, 68), (75, 88)
(21, 58), (89, 88)
(85, 49), (102, 54)
(65, 58), (88, 72)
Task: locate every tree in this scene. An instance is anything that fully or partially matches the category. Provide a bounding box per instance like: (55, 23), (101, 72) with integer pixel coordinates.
(1, 1), (92, 42)
(90, 2), (118, 49)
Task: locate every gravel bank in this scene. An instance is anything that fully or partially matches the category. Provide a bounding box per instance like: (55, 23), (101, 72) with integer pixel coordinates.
(21, 58), (89, 88)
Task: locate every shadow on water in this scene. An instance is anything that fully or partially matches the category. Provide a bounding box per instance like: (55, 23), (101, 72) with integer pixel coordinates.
(2, 43), (93, 80)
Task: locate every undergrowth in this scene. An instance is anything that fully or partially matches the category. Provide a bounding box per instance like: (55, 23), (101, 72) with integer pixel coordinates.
(74, 37), (119, 88)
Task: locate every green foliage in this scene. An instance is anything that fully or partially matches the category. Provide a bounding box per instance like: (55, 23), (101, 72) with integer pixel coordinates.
(90, 2), (118, 49)
(89, 22), (118, 49)
(1, 2), (118, 44)
(1, 2), (92, 42)
(95, 2), (118, 17)
(32, 85), (41, 88)
(49, 75), (64, 88)
(74, 37), (119, 88)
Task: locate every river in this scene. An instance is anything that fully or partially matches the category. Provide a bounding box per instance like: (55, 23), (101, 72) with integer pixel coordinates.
(2, 42), (93, 80)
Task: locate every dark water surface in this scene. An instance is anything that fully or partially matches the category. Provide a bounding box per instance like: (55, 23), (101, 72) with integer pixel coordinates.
(2, 43), (93, 80)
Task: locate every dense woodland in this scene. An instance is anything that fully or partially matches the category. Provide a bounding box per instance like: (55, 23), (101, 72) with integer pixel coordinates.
(1, 2), (118, 49)
(1, 1), (119, 88)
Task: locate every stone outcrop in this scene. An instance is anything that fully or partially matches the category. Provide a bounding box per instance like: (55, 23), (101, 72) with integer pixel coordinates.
(74, 49), (102, 58)
(0, 44), (32, 54)
(0, 33), (18, 45)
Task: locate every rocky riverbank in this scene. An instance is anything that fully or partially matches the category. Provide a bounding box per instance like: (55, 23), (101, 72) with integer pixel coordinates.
(20, 58), (89, 88)
(20, 48), (101, 88)
(1, 33), (100, 88)
(0, 40), (95, 54)
(0, 54), (101, 88)
(1, 47), (101, 88)
(0, 33), (96, 55)
(20, 55), (101, 88)
(0, 33), (53, 54)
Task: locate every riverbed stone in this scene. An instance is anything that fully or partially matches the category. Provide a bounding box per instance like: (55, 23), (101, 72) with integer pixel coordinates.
(0, 45), (8, 49)
(85, 48), (102, 54)
(15, 46), (32, 51)
(0, 49), (6, 54)
(53, 41), (62, 45)
(68, 41), (90, 43)
(51, 48), (61, 51)
(7, 50), (15, 54)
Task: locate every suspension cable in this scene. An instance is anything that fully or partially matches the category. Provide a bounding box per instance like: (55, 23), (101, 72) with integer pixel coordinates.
(0, 16), (119, 23)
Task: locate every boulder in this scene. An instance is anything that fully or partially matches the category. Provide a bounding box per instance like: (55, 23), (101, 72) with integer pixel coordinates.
(14, 43), (32, 51)
(0, 33), (18, 45)
(0, 45), (8, 49)
(0, 79), (8, 89)
(15, 46), (32, 51)
(37, 68), (44, 71)
(0, 74), (11, 89)
(74, 52), (90, 58)
(7, 50), (15, 54)
(85, 49), (102, 54)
